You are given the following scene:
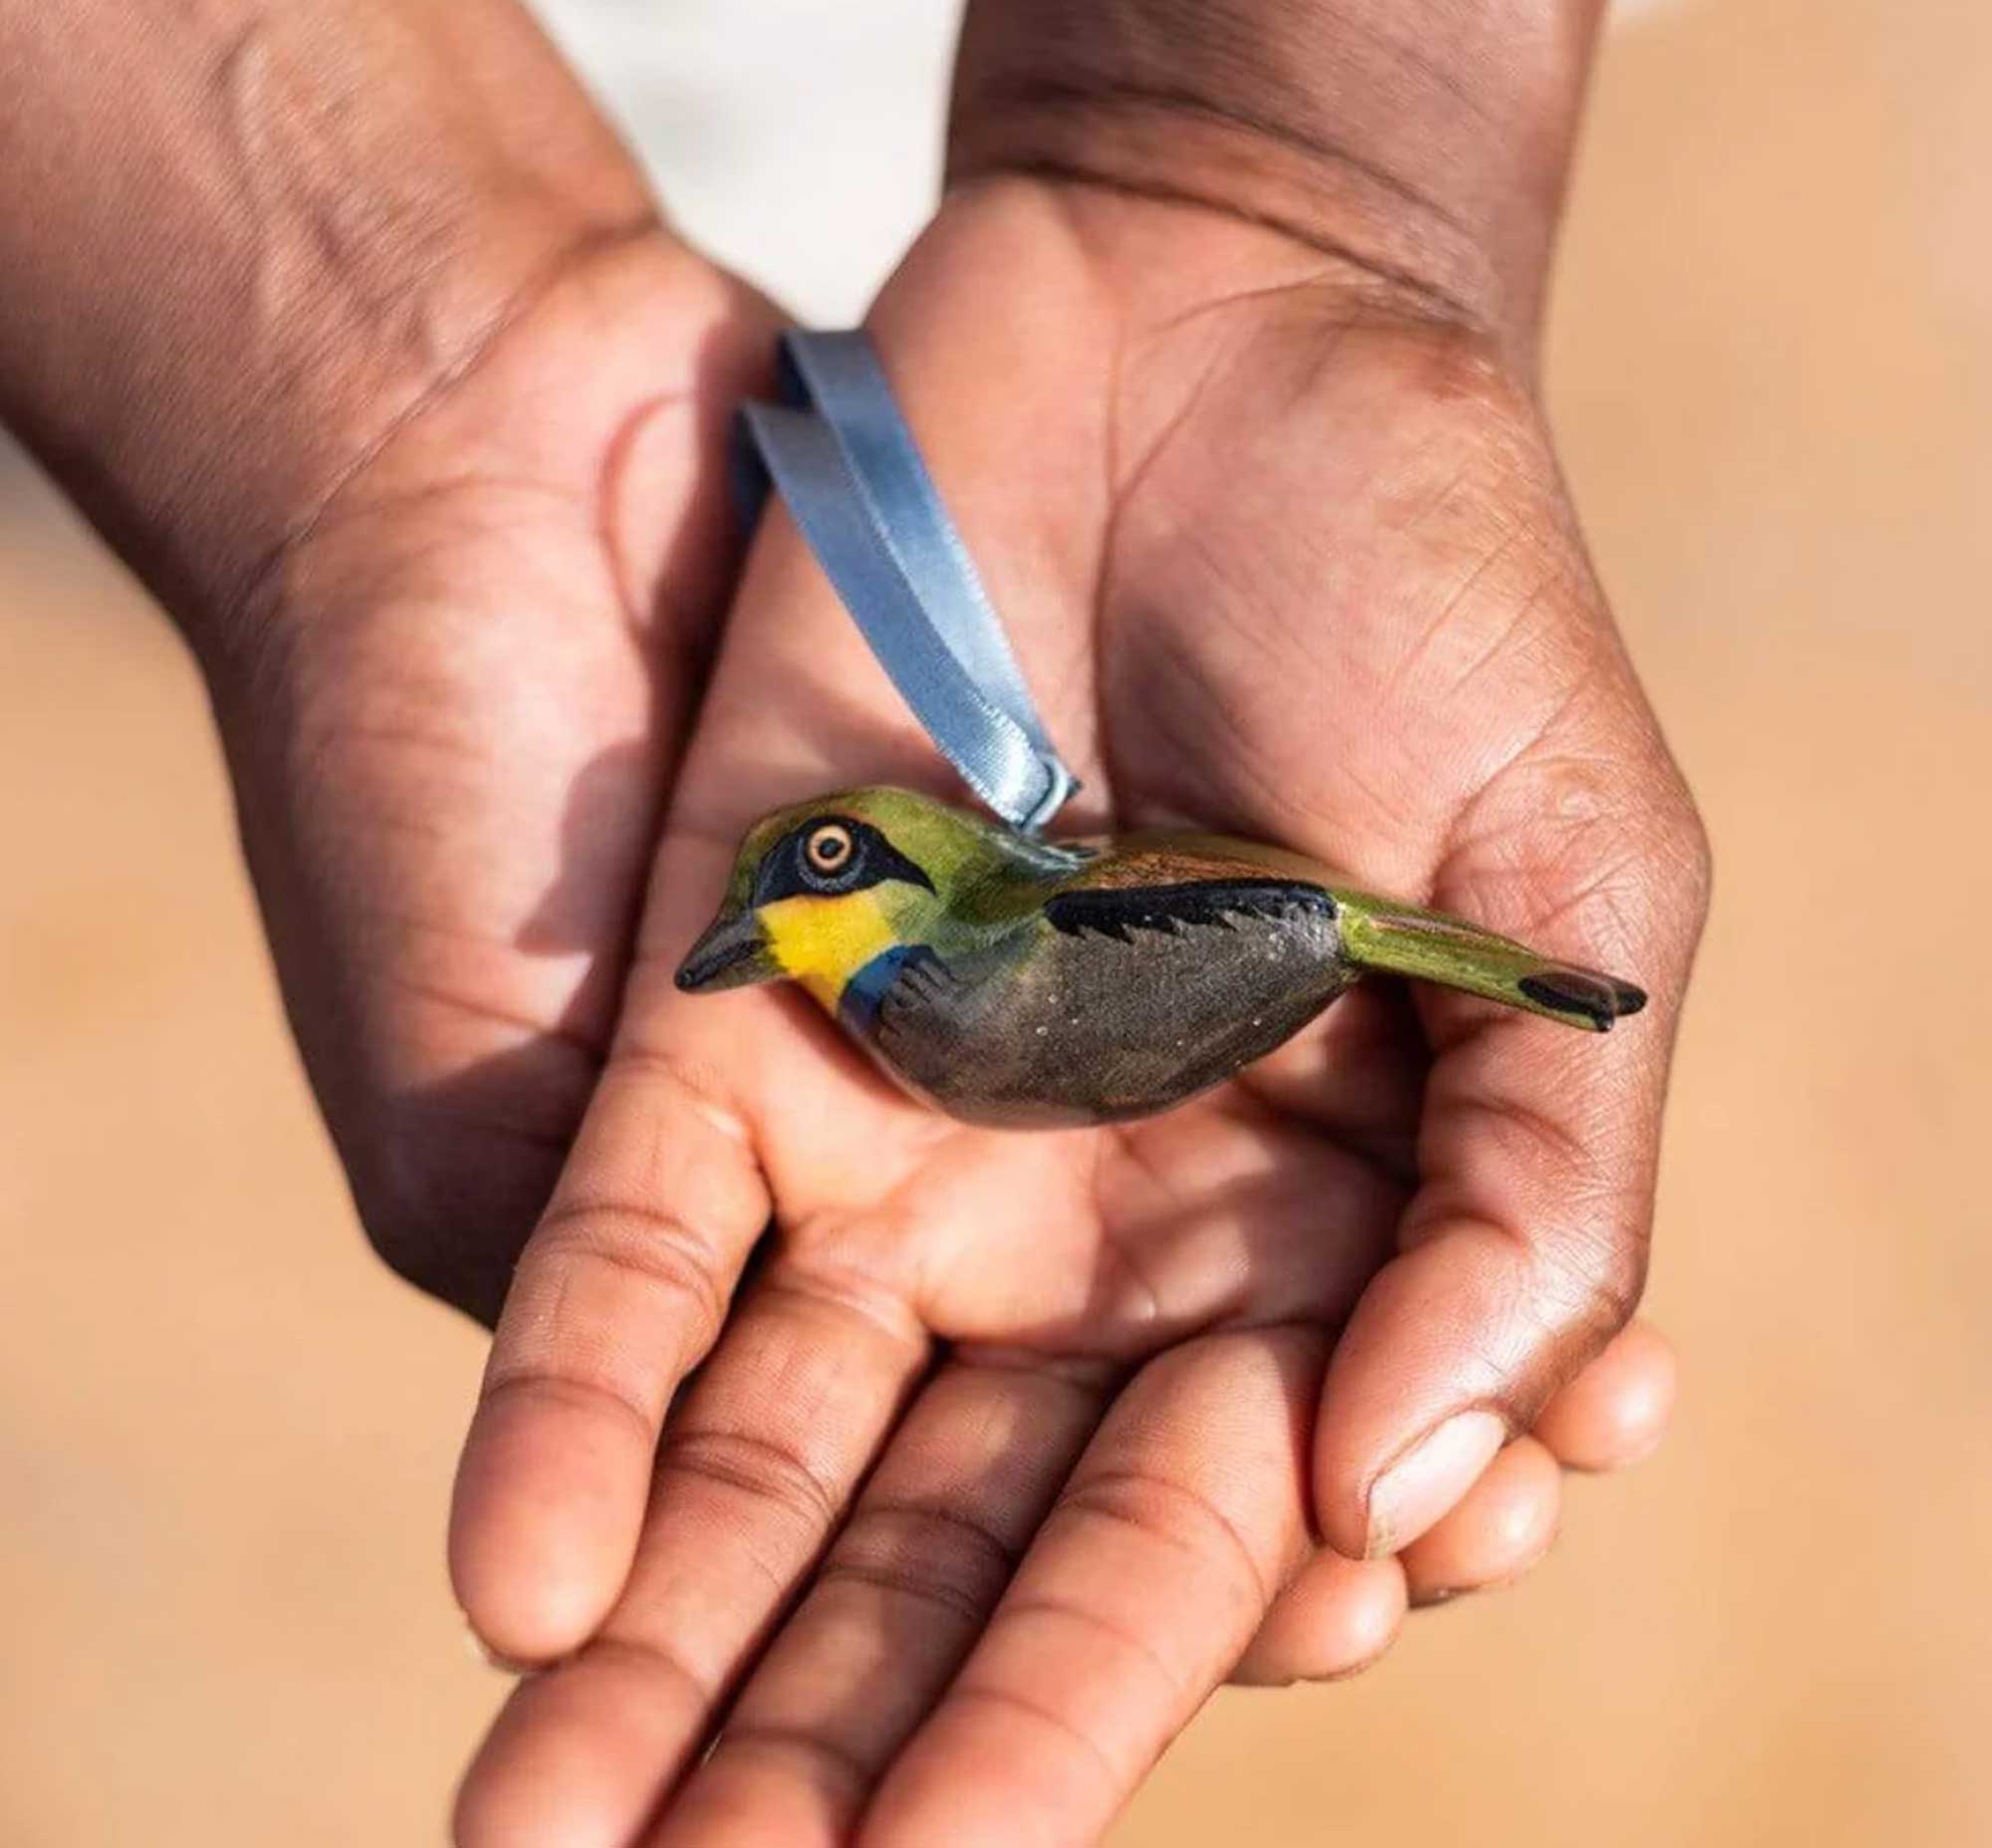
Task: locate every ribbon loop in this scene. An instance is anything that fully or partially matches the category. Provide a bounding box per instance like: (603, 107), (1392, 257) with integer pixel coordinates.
(733, 330), (1078, 832)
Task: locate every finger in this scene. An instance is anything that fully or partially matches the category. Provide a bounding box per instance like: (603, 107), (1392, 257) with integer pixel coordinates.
(647, 1353), (1118, 1846)
(1229, 1551), (1405, 1687)
(1312, 967), (1681, 1561)
(450, 1052), (771, 1663)
(862, 1328), (1323, 1848)
(1532, 1318), (1676, 1471)
(456, 1256), (929, 1848)
(1398, 1435), (1560, 1607)
(1234, 1432), (1565, 1679)
(454, 1646), (686, 1848)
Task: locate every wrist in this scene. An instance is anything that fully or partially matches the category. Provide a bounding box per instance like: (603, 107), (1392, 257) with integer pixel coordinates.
(949, 0), (1604, 343)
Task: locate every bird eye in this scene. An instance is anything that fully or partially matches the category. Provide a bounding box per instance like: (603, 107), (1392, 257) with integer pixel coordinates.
(804, 822), (856, 877)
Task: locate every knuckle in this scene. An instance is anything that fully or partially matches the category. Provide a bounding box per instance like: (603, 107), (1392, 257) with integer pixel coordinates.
(476, 1365), (654, 1441)
(1591, 741), (1711, 942)
(531, 1196), (730, 1355)
(824, 1500), (1022, 1626)
(582, 1631), (714, 1703)
(1586, 1234), (1650, 1334)
(1489, 741), (1712, 979)
(1655, 772), (1715, 937)
(712, 1724), (872, 1801)
(655, 1425), (844, 1534)
(1411, 323), (1541, 435)
(1055, 1468), (1271, 1612)
(1534, 1217), (1650, 1346)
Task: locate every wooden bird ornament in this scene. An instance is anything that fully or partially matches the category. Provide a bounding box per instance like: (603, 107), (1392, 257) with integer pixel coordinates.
(675, 787), (1644, 1129)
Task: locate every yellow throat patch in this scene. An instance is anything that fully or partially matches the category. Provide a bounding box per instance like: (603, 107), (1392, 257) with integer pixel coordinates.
(758, 891), (901, 1011)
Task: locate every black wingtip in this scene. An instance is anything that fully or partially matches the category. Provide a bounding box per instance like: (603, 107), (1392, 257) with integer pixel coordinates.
(1518, 970), (1644, 1032)
(1611, 979), (1648, 1018)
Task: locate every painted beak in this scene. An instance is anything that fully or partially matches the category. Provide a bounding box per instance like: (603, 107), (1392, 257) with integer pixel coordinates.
(674, 904), (780, 993)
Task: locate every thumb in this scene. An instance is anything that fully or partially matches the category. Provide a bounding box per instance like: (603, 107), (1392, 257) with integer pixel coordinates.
(1312, 788), (1708, 1560)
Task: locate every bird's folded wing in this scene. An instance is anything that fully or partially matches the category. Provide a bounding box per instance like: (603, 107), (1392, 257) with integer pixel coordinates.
(1043, 876), (1334, 945)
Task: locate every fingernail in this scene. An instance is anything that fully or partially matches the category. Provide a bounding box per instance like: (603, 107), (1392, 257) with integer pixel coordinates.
(1365, 1410), (1506, 1559)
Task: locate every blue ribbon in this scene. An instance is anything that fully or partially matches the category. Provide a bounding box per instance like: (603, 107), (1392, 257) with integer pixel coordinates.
(733, 330), (1078, 833)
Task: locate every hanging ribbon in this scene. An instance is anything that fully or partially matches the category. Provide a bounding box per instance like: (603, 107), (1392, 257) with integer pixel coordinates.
(733, 330), (1078, 833)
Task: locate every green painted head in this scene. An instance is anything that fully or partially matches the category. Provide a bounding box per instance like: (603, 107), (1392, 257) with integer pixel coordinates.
(672, 786), (1063, 1007)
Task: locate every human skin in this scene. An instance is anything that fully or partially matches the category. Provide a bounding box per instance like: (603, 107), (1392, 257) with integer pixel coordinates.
(0, 3), (1703, 1845)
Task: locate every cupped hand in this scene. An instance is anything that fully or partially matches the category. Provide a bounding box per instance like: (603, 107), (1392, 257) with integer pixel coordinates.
(449, 180), (1706, 1847)
(215, 234), (775, 1324)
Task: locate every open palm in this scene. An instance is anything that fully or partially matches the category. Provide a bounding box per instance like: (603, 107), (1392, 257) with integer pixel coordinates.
(448, 183), (1705, 1848)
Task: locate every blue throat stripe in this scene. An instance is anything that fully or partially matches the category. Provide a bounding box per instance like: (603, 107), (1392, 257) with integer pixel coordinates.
(839, 943), (925, 1035)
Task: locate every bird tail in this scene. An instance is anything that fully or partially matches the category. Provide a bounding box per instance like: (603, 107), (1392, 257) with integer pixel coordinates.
(1332, 891), (1646, 1032)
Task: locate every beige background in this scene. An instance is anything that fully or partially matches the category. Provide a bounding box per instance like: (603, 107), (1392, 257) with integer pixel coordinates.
(4, 0), (1989, 1842)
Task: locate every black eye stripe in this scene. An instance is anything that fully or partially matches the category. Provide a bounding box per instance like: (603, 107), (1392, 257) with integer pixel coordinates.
(753, 818), (936, 906)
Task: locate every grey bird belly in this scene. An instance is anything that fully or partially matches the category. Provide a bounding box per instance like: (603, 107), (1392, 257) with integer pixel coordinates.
(865, 900), (1353, 1127)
